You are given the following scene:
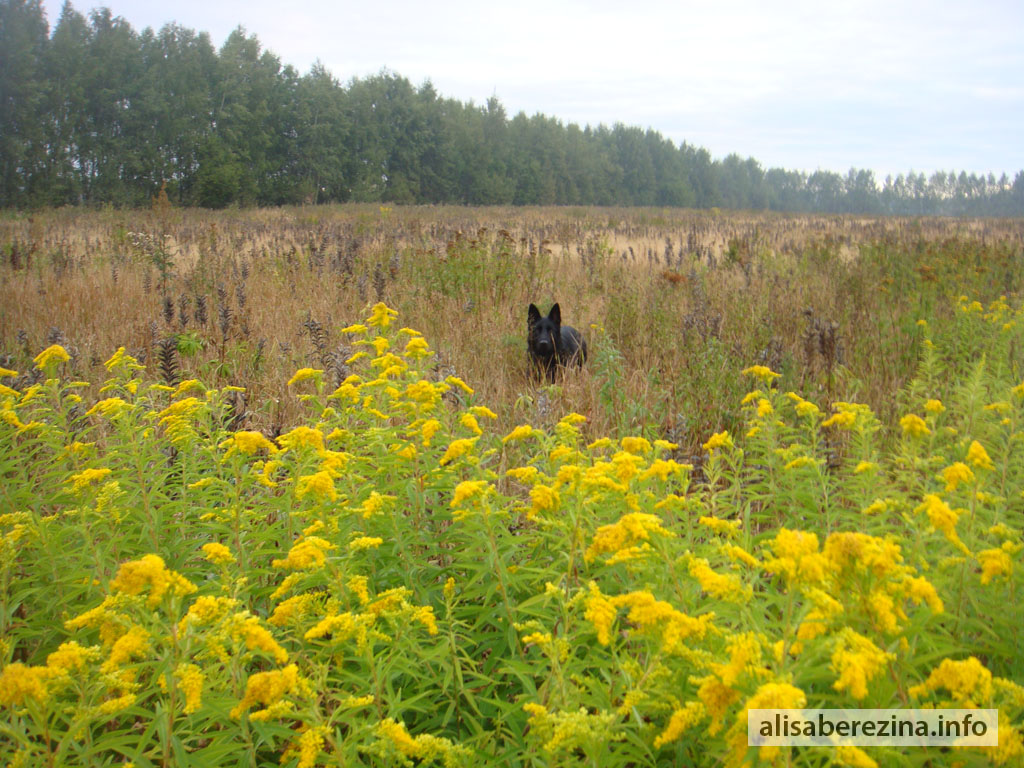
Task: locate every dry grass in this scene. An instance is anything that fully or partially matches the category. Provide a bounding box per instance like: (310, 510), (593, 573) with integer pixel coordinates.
(3, 204), (1023, 453)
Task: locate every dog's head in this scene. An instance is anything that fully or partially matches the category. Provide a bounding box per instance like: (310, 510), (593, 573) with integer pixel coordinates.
(528, 303), (562, 359)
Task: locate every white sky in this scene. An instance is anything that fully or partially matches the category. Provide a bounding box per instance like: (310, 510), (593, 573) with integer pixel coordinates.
(41, 0), (1024, 180)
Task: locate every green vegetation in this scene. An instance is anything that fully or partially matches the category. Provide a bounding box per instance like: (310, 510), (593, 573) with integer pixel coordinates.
(1, 206), (1024, 766)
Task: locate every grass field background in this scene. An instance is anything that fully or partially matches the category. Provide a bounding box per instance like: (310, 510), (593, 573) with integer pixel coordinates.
(1, 205), (1023, 767)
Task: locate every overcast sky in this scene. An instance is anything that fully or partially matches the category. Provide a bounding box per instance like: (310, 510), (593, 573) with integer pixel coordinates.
(40, 0), (1024, 180)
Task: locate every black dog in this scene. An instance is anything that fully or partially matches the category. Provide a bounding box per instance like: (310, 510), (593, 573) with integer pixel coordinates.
(527, 303), (587, 381)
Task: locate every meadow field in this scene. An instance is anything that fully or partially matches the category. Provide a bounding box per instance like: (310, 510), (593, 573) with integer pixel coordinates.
(1, 205), (1023, 767)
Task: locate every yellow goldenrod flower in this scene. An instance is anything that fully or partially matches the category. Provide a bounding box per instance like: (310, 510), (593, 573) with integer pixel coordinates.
(258, 459), (282, 488)
(268, 593), (323, 627)
(942, 462), (976, 491)
(909, 656), (993, 707)
(405, 379), (440, 408)
(835, 746), (879, 768)
(742, 365), (781, 383)
(784, 455), (818, 470)
(716, 631), (766, 687)
(607, 451), (643, 483)
(699, 516), (742, 538)
(412, 605), (438, 635)
(394, 443), (417, 460)
(348, 575), (370, 605)
(403, 336), (431, 359)
(230, 664), (303, 718)
(786, 392), (822, 418)
(0, 662), (51, 706)
(202, 542), (234, 565)
(341, 323), (368, 334)
(286, 367), (322, 387)
(586, 512), (674, 562)
(722, 544), (759, 568)
(831, 628), (893, 700)
(349, 536), (384, 551)
(862, 499), (888, 515)
(220, 430), (278, 458)
(823, 531), (905, 580)
(653, 701), (705, 748)
(439, 437), (477, 465)
(924, 398), (945, 414)
(915, 494), (967, 551)
(741, 389), (763, 406)
(583, 582), (618, 646)
(34, 344), (70, 370)
(900, 413), (931, 437)
(460, 412), (482, 435)
(763, 528), (828, 587)
(230, 614), (289, 664)
(110, 554), (197, 608)
(179, 595), (238, 631)
(506, 466), (540, 484)
(978, 547), (1013, 585)
(966, 440), (995, 470)
(67, 467), (112, 493)
(451, 480), (490, 508)
(620, 436), (652, 455)
(702, 430), (733, 453)
(822, 410), (857, 429)
(295, 470), (337, 502)
(687, 557), (751, 603)
(272, 537), (335, 570)
(357, 491), (394, 518)
(419, 418), (441, 446)
(503, 424), (536, 443)
(172, 379), (205, 398)
(86, 396), (130, 419)
(0, 367), (17, 377)
(445, 375), (474, 395)
(292, 725), (328, 768)
(639, 458), (689, 482)
(529, 483), (560, 517)
(100, 624), (151, 672)
(615, 688), (648, 717)
(341, 694), (376, 708)
(744, 679), (806, 709)
(611, 590), (712, 652)
(46, 641), (99, 673)
(176, 663), (204, 714)
(696, 675), (739, 736)
(277, 426), (325, 452)
(367, 302), (398, 327)
(797, 588), (844, 641)
(470, 405), (498, 420)
(903, 575), (944, 614)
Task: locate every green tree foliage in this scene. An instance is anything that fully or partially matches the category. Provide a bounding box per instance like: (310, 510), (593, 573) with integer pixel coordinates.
(1, 0), (51, 205)
(1, 0), (1022, 215)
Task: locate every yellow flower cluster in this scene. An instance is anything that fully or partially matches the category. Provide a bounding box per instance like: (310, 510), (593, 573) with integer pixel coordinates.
(110, 554), (197, 608)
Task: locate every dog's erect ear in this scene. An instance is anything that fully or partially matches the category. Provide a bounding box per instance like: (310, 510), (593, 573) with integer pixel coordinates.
(528, 303), (541, 324)
(548, 303), (561, 326)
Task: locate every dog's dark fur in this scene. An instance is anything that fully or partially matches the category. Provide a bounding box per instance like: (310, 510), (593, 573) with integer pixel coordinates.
(527, 303), (587, 381)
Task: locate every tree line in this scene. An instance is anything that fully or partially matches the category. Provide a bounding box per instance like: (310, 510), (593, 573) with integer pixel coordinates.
(3, 0), (1023, 215)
